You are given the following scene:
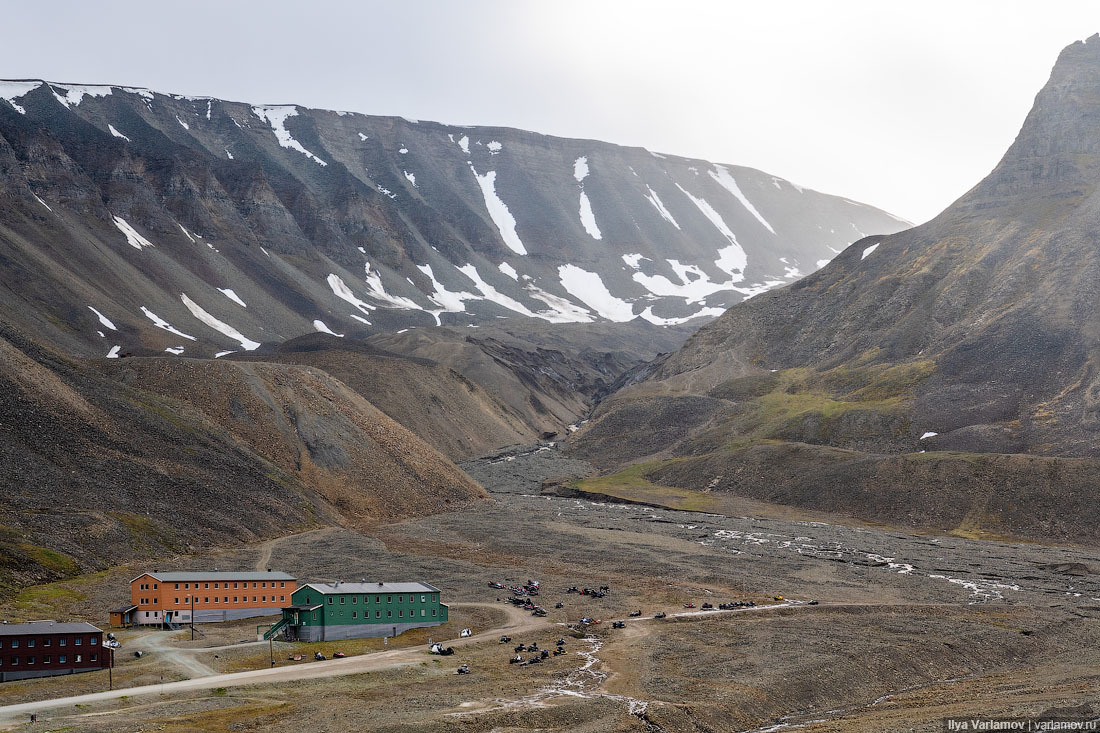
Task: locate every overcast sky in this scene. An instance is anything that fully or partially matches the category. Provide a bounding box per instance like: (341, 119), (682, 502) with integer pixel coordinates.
(2, 1), (1098, 223)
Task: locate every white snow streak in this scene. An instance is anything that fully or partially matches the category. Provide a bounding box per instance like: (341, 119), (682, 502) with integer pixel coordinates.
(251, 105), (328, 166)
(105, 345), (121, 358)
(180, 293), (261, 351)
(363, 263), (422, 310)
(498, 262), (519, 280)
(676, 184), (746, 281)
(358, 132), (368, 141)
(175, 115), (189, 130)
(470, 165), (527, 255)
(524, 284), (594, 324)
(622, 253), (650, 270)
(457, 264), (537, 317)
(164, 346), (185, 355)
(920, 431), (938, 440)
(486, 140), (502, 153)
(177, 223), (196, 243)
(33, 194), (53, 212)
(861, 242), (880, 260)
(558, 265), (635, 322)
(313, 320), (344, 337)
(709, 166), (776, 234)
(578, 191), (602, 239)
(112, 216), (154, 250)
(108, 125), (130, 142)
(326, 273), (375, 315)
(403, 170), (417, 187)
(217, 288), (247, 307)
(88, 306), (117, 331)
(51, 84), (115, 107)
(0, 81), (41, 113)
(140, 306), (197, 340)
(573, 156), (589, 182)
(644, 186), (680, 229)
(456, 135), (470, 154)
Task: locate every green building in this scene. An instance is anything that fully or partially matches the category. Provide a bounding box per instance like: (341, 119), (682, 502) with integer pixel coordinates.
(266, 581), (448, 642)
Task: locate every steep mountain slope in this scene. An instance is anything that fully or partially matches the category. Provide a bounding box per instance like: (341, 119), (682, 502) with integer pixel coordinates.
(0, 321), (484, 596)
(570, 36), (1100, 544)
(0, 79), (907, 359)
(236, 318), (689, 461)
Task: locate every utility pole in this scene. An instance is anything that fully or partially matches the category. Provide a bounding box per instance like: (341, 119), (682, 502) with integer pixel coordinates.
(190, 595), (195, 641)
(108, 646), (114, 691)
(269, 636), (274, 668)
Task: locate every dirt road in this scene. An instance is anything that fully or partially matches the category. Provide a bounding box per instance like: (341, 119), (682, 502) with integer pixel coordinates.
(0, 602), (549, 724)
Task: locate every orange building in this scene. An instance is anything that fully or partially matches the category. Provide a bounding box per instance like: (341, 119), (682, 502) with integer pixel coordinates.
(127, 571), (298, 625)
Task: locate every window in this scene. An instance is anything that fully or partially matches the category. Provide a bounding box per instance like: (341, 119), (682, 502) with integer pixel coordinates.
(27, 640), (34, 648)
(421, 610), (425, 617)
(0, 641), (3, 648)
(75, 638), (82, 646)
(11, 657), (18, 665)
(398, 596), (403, 603)
(234, 582), (238, 589)
(432, 609), (437, 617)
(253, 596), (257, 602)
(328, 598), (333, 605)
(11, 640), (18, 648)
(387, 610), (392, 618)
(185, 583), (190, 590)
(204, 583), (209, 589)
(90, 637), (97, 645)
(399, 609), (403, 618)
(262, 596), (266, 602)
(44, 656), (51, 664)
(214, 583), (219, 589)
(75, 655), (82, 663)
(204, 597), (209, 603)
(375, 610), (381, 618)
(59, 655), (66, 663)
(312, 611), (318, 621)
(43, 639), (50, 647)
(153, 584), (158, 589)
(224, 597), (229, 603)
(340, 597), (345, 605)
(253, 583), (257, 588)
(233, 597), (238, 603)
(421, 595), (426, 603)
(262, 582), (266, 588)
(352, 611), (357, 618)
(213, 597), (219, 603)
(90, 653), (97, 662)
(174, 583), (180, 590)
(28, 656), (35, 665)
(175, 598), (179, 604)
(280, 596), (285, 602)
(352, 596), (357, 604)
(374, 596), (380, 604)
(387, 596), (392, 603)
(280, 582), (285, 588)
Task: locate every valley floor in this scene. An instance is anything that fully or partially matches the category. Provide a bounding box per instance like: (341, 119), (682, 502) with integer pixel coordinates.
(1, 446), (1099, 731)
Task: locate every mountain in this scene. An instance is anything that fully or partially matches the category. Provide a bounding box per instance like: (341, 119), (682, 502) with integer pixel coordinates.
(0, 321), (485, 595)
(0, 79), (908, 360)
(570, 36), (1100, 544)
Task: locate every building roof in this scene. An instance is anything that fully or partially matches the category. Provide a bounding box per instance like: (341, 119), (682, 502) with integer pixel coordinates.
(301, 582), (440, 595)
(132, 571), (297, 583)
(109, 605), (138, 614)
(285, 604), (323, 612)
(0, 621), (102, 636)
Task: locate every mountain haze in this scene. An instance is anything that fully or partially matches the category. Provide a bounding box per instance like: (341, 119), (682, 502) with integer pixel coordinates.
(572, 36), (1100, 543)
(0, 78), (907, 360)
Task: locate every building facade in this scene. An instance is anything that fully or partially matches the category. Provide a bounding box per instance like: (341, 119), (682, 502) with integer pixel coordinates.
(0, 622), (110, 682)
(270, 582), (448, 642)
(128, 571), (298, 625)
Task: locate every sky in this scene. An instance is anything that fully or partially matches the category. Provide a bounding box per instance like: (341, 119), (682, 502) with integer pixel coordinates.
(2, 0), (1099, 224)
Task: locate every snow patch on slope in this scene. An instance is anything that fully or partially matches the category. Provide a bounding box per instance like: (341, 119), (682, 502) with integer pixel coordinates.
(675, 184), (745, 281)
(861, 242), (880, 260)
(470, 165), (527, 255)
(578, 191), (602, 239)
(251, 105), (328, 166)
(108, 125), (130, 142)
(180, 293), (260, 350)
(88, 306), (117, 331)
(363, 263), (422, 310)
(645, 186), (680, 229)
(457, 264), (536, 317)
(0, 81), (41, 113)
(498, 262), (519, 280)
(218, 288), (247, 307)
(525, 284), (594, 324)
(709, 166), (776, 235)
(313, 320), (344, 337)
(622, 253), (650, 270)
(558, 265), (634, 322)
(112, 216), (154, 250)
(327, 273), (375, 315)
(140, 307), (197, 340)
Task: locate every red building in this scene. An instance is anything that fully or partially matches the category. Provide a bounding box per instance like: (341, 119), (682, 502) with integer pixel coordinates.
(0, 621), (110, 682)
(127, 570), (298, 625)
